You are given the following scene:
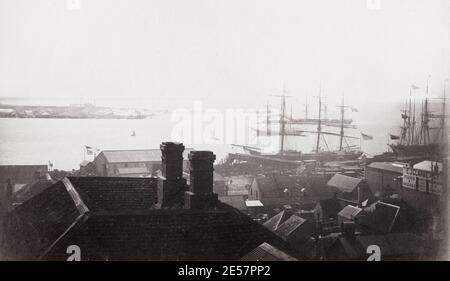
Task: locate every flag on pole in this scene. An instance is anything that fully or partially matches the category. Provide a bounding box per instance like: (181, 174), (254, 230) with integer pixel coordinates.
(361, 133), (373, 140)
(411, 84), (420, 90)
(389, 134), (400, 140)
(85, 145), (94, 155)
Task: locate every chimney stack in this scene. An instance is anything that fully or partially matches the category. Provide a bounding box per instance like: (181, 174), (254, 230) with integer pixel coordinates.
(157, 142), (187, 208)
(185, 151), (218, 209)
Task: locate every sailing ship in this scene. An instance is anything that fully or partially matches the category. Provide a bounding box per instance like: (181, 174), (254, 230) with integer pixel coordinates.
(390, 80), (447, 161)
(253, 85), (363, 162)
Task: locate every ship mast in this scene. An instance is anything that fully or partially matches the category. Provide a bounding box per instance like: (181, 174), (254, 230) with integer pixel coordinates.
(266, 101), (271, 136)
(305, 96), (308, 119)
(419, 75), (432, 145)
(315, 83), (322, 153)
(407, 87), (412, 144)
(339, 96), (345, 151)
(442, 80), (447, 143)
(273, 86), (291, 155)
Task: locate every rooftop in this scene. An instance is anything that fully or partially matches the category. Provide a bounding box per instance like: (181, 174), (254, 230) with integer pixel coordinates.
(327, 174), (362, 193)
(337, 205), (363, 220)
(367, 162), (405, 174)
(263, 210), (294, 232)
(4, 176), (294, 261)
(98, 148), (193, 163)
(413, 160), (442, 173)
(274, 215), (308, 239)
(240, 242), (298, 261)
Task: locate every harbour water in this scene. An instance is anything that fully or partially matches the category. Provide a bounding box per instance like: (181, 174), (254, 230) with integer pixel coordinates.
(0, 99), (402, 171)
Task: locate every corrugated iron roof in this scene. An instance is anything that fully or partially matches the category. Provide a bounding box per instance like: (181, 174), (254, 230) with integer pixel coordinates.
(99, 148), (193, 163)
(327, 174), (362, 193)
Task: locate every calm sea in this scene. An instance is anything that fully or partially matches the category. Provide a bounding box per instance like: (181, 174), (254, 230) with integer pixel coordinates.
(0, 99), (407, 171)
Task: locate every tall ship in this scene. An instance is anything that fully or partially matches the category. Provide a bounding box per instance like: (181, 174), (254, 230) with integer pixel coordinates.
(251, 85), (363, 162)
(390, 80), (447, 162)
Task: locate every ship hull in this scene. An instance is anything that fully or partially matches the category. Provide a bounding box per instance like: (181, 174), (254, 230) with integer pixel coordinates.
(390, 143), (440, 158)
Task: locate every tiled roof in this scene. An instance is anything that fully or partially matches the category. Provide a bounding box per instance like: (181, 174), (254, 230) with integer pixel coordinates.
(99, 148), (193, 163)
(337, 205), (362, 220)
(3, 176), (158, 260)
(240, 242), (298, 261)
(14, 179), (55, 203)
(327, 174), (362, 193)
(66, 177), (157, 212)
(4, 181), (83, 260)
(5, 176), (296, 261)
(367, 162), (405, 174)
(42, 207), (293, 261)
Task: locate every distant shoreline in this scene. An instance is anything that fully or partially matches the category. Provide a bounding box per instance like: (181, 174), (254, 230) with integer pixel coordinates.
(0, 103), (156, 120)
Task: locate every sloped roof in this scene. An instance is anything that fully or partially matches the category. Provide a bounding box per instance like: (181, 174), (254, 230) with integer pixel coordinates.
(254, 174), (331, 198)
(14, 179), (55, 203)
(240, 242), (298, 261)
(254, 177), (283, 197)
(274, 215), (307, 239)
(263, 210), (294, 232)
(413, 161), (442, 173)
(99, 148), (193, 163)
(367, 162), (405, 174)
(79, 160), (91, 167)
(327, 174), (362, 193)
(329, 233), (427, 260)
(66, 177), (157, 212)
(357, 201), (400, 233)
(5, 176), (295, 261)
(218, 195), (246, 210)
(116, 167), (150, 175)
(338, 205), (363, 220)
(41, 207), (292, 261)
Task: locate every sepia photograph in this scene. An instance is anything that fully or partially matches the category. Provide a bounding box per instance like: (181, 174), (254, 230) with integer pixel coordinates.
(0, 0), (449, 268)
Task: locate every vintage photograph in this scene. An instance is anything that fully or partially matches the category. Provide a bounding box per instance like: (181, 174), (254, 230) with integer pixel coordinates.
(0, 0), (448, 262)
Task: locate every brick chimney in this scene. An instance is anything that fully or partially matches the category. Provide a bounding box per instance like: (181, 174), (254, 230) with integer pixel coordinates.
(185, 151), (218, 209)
(157, 142), (187, 208)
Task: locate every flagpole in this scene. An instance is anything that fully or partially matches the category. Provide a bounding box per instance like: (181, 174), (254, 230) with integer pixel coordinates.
(83, 146), (86, 161)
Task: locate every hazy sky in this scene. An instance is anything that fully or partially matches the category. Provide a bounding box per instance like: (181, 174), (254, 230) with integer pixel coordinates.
(0, 0), (449, 111)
